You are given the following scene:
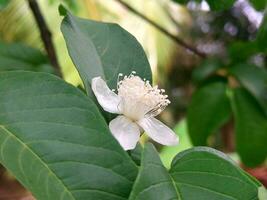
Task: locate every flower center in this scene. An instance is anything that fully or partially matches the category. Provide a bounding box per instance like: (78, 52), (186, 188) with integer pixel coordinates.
(117, 72), (170, 121)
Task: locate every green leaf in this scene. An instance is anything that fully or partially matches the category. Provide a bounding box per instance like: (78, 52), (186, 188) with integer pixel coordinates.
(257, 14), (267, 52)
(187, 81), (231, 145)
(130, 144), (260, 200)
(250, 0), (267, 10)
(129, 144), (179, 200)
(229, 64), (267, 116)
(170, 147), (261, 199)
(0, 42), (55, 74)
(192, 58), (222, 83)
(60, 11), (152, 94)
(206, 0), (235, 11)
(228, 41), (259, 63)
(172, 0), (234, 11)
(258, 186), (267, 200)
(0, 0), (9, 10)
(231, 88), (267, 167)
(0, 71), (138, 200)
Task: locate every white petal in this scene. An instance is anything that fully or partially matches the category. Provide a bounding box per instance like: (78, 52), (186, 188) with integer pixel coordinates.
(91, 77), (121, 114)
(138, 117), (179, 146)
(109, 115), (140, 150)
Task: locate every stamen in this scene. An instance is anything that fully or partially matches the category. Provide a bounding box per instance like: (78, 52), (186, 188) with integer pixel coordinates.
(116, 73), (170, 120)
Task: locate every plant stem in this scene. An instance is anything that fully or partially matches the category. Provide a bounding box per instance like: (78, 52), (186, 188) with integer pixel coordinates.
(114, 0), (206, 58)
(28, 0), (62, 77)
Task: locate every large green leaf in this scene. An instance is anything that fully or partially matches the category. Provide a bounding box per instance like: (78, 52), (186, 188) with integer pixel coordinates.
(130, 144), (260, 200)
(0, 71), (138, 200)
(170, 147), (261, 200)
(0, 42), (55, 73)
(60, 11), (152, 94)
(230, 64), (267, 116)
(231, 88), (267, 167)
(187, 81), (231, 145)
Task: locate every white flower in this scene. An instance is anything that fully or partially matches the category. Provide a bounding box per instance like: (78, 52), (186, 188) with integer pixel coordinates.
(91, 72), (179, 150)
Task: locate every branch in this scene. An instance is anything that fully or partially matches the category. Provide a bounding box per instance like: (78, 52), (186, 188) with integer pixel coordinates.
(114, 0), (206, 58)
(28, 0), (62, 77)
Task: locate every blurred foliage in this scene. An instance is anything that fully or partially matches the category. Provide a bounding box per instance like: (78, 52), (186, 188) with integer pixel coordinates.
(167, 0), (267, 167)
(0, 42), (55, 73)
(0, 0), (267, 169)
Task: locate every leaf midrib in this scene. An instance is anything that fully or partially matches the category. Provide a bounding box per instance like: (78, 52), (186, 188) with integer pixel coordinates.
(0, 124), (76, 200)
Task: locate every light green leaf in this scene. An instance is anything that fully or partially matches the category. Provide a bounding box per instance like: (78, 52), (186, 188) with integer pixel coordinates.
(187, 81), (231, 145)
(60, 11), (152, 94)
(231, 88), (267, 167)
(0, 71), (138, 200)
(0, 42), (55, 73)
(258, 186), (267, 200)
(130, 144), (260, 200)
(230, 64), (267, 116)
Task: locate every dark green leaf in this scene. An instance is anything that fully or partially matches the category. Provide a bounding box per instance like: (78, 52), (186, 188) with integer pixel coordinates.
(0, 42), (55, 74)
(228, 41), (259, 63)
(229, 64), (267, 116)
(206, 0), (235, 11)
(257, 14), (267, 52)
(0, 71), (138, 200)
(172, 0), (235, 11)
(61, 11), (152, 94)
(192, 58), (222, 83)
(187, 81), (231, 145)
(231, 88), (267, 167)
(130, 144), (260, 200)
(250, 0), (267, 10)
(128, 143), (143, 166)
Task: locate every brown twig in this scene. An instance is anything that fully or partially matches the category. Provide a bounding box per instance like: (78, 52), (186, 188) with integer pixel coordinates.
(28, 0), (62, 77)
(114, 0), (206, 58)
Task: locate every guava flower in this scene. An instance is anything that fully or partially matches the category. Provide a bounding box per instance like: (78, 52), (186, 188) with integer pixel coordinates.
(92, 72), (179, 150)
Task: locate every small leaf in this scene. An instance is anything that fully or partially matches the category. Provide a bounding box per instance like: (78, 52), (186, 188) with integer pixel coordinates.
(61, 11), (152, 94)
(192, 58), (222, 83)
(257, 13), (267, 52)
(187, 81), (231, 145)
(231, 88), (267, 167)
(0, 0), (9, 10)
(0, 71), (138, 200)
(206, 0), (235, 11)
(229, 64), (267, 116)
(250, 0), (267, 10)
(172, 0), (235, 11)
